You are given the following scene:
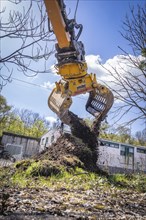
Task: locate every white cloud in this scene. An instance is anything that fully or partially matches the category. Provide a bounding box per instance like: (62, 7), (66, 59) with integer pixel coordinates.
(50, 65), (57, 74)
(85, 54), (145, 106)
(45, 116), (57, 125)
(85, 54), (102, 68)
(80, 93), (89, 98)
(85, 54), (105, 77)
(42, 81), (55, 90)
(85, 54), (144, 87)
(41, 64), (60, 90)
(50, 64), (60, 76)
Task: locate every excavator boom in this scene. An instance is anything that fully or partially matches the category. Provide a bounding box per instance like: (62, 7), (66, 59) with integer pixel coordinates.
(44, 0), (70, 48)
(43, 0), (114, 130)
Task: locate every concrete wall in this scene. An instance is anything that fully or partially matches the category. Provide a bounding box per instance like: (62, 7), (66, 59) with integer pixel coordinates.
(1, 132), (40, 159)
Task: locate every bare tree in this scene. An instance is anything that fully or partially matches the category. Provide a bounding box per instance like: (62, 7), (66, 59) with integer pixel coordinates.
(0, 0), (55, 91)
(13, 108), (50, 128)
(102, 4), (146, 125)
(120, 4), (146, 57)
(135, 128), (146, 145)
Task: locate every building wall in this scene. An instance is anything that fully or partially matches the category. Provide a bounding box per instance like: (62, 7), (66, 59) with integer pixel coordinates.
(5, 144), (23, 161)
(1, 132), (40, 159)
(97, 139), (146, 173)
(39, 128), (61, 152)
(134, 147), (146, 172)
(98, 145), (120, 168)
(39, 124), (71, 152)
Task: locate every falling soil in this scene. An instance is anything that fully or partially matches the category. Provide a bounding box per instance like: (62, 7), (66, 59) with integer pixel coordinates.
(37, 111), (101, 173)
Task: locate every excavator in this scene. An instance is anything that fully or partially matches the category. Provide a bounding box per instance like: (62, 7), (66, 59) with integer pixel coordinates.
(44, 0), (114, 131)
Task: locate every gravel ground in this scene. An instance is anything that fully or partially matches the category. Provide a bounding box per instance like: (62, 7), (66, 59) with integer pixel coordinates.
(0, 186), (146, 220)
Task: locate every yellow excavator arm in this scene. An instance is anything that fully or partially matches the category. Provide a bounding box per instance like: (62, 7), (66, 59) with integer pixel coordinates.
(44, 0), (70, 48)
(44, 0), (114, 126)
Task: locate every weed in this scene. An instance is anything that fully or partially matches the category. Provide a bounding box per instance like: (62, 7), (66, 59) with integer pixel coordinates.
(107, 173), (146, 192)
(1, 159), (146, 193)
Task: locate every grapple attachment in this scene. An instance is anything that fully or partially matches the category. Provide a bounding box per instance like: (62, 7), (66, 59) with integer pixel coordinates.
(86, 85), (114, 122)
(48, 88), (72, 121)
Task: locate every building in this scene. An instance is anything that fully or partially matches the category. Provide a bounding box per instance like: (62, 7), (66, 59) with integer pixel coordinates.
(98, 139), (146, 173)
(39, 123), (71, 152)
(39, 128), (61, 152)
(1, 132), (40, 160)
(40, 127), (146, 173)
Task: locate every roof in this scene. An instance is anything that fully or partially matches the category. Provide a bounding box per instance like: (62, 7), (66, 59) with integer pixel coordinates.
(2, 132), (40, 141)
(99, 138), (146, 149)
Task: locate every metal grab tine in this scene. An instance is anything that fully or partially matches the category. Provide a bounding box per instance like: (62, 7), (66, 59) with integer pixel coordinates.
(86, 88), (114, 122)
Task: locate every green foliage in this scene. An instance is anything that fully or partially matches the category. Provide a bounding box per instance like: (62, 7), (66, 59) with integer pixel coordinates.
(15, 159), (32, 170)
(12, 172), (31, 188)
(1, 162), (146, 193)
(14, 159), (63, 177)
(30, 120), (48, 138)
(135, 129), (146, 146)
(0, 95), (12, 136)
(0, 95), (11, 117)
(108, 174), (146, 192)
(84, 118), (93, 128)
(0, 95), (49, 138)
(99, 123), (146, 146)
(108, 174), (129, 186)
(26, 160), (62, 177)
(84, 117), (145, 146)
(100, 125), (132, 143)
(135, 175), (146, 192)
(12, 164), (100, 190)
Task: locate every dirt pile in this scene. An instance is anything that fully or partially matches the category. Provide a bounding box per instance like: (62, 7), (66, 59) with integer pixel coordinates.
(38, 133), (98, 172)
(36, 111), (100, 173)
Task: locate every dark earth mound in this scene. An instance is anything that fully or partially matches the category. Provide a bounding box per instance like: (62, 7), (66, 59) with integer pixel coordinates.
(37, 133), (98, 172)
(27, 110), (101, 175)
(37, 111), (101, 173)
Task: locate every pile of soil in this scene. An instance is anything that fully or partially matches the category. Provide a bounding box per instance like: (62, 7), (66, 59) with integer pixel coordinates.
(37, 133), (98, 172)
(37, 111), (101, 173)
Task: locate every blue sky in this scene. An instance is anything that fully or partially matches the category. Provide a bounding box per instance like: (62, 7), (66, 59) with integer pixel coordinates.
(1, 0), (145, 134)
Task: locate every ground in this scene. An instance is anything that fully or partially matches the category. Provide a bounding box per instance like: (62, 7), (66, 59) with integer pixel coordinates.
(0, 181), (146, 220)
(0, 118), (146, 219)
